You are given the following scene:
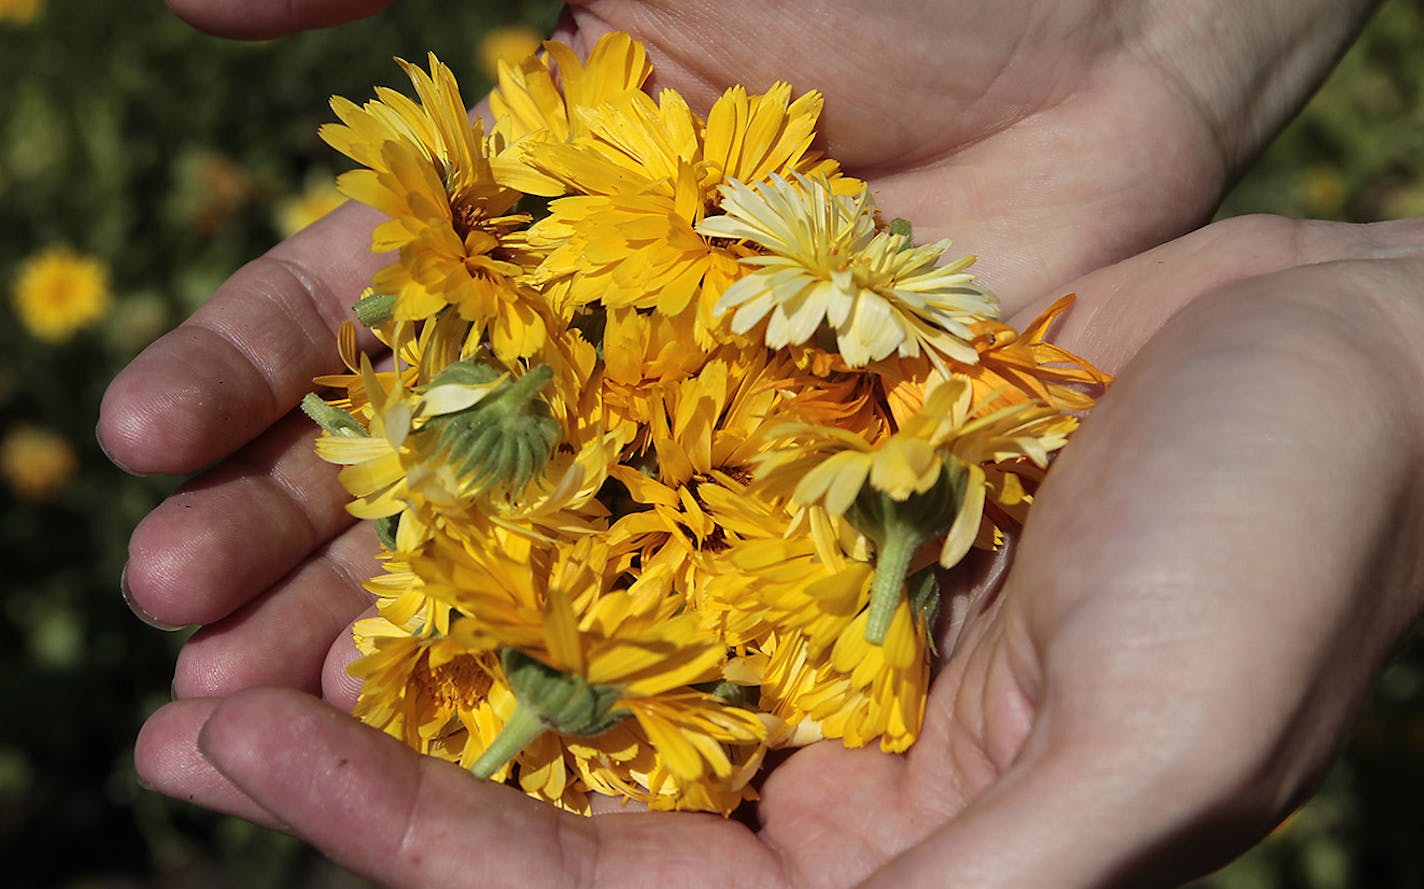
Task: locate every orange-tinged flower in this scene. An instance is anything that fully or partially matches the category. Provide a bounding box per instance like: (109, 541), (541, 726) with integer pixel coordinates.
(963, 294), (1112, 413)
(0, 425), (77, 501)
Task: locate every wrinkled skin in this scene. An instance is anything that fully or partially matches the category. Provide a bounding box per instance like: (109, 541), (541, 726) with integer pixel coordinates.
(105, 2), (1424, 887)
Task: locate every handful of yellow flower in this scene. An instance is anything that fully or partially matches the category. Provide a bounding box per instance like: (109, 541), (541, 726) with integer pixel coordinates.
(300, 32), (1109, 816)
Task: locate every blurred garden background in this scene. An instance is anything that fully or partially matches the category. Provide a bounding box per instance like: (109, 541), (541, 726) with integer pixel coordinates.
(0, 1), (1421, 886)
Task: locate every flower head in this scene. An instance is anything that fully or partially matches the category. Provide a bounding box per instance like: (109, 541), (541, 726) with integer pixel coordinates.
(12, 247), (110, 342)
(322, 54), (550, 360)
(274, 174), (345, 237)
(755, 376), (1075, 642)
(0, 425), (77, 501)
(698, 174), (998, 369)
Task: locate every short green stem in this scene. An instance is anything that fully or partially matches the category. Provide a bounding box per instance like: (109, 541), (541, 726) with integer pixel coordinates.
(865, 526), (924, 645)
(470, 703), (547, 780)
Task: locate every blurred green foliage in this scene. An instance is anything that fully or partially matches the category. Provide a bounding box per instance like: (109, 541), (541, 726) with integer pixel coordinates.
(0, 0), (1419, 887)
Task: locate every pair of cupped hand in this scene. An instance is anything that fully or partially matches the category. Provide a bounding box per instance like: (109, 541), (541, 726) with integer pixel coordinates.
(102, 1), (1424, 886)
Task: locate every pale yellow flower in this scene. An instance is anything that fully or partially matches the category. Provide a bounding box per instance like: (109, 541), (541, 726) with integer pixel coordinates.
(698, 174), (997, 369)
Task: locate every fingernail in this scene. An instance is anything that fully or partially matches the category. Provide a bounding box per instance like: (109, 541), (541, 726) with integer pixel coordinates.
(95, 423), (149, 477)
(121, 563), (185, 632)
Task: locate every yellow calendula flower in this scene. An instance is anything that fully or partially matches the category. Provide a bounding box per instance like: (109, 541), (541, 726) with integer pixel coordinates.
(405, 533), (767, 812)
(698, 173), (998, 369)
(12, 247), (110, 343)
(307, 340), (613, 554)
(488, 31), (653, 195)
(525, 80), (852, 333)
(322, 54), (550, 360)
(349, 614), (507, 760)
(755, 375), (1075, 643)
(0, 425), (77, 501)
(703, 528), (930, 753)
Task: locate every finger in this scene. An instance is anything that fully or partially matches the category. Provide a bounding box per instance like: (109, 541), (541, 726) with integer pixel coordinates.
(98, 201), (385, 477)
(165, 0), (393, 39)
(173, 522), (379, 698)
(123, 410), (358, 628)
(321, 610), (368, 712)
(135, 699), (288, 831)
(198, 688), (779, 889)
(1027, 215), (1424, 375)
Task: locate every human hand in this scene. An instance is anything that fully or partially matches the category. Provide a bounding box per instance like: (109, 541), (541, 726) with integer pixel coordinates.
(168, 214), (1424, 888)
(101, 0), (1403, 881)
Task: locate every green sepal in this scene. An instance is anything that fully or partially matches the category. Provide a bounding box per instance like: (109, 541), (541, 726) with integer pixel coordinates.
(907, 566), (942, 656)
(352, 292), (397, 327)
(501, 649), (628, 737)
(693, 678), (756, 708)
(374, 514), (399, 550)
(300, 393), (366, 438)
(419, 364), (561, 497)
(422, 356), (503, 390)
(888, 217), (914, 249)
(849, 456), (966, 645)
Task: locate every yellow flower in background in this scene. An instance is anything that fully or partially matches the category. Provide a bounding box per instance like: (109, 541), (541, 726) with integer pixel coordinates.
(275, 175), (345, 237)
(12, 247), (111, 342)
(0, 0), (39, 24)
(1301, 164), (1347, 217)
(0, 425), (77, 501)
(699, 174), (998, 369)
(476, 24), (543, 82)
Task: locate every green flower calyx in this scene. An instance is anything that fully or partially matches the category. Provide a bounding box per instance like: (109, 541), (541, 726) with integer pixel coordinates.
(848, 454), (966, 645)
(419, 360), (561, 499)
(469, 649), (628, 780)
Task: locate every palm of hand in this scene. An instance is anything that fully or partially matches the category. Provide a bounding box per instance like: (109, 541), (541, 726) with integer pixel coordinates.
(111, 3), (1418, 888)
